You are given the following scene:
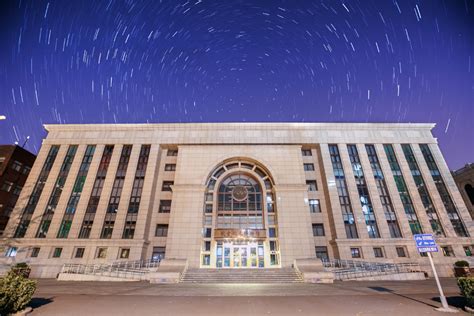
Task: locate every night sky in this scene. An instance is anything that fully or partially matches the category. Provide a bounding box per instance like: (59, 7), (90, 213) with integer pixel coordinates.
(0, 0), (472, 169)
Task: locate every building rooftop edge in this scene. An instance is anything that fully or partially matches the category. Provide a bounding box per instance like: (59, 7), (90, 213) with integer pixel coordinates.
(43, 122), (436, 132)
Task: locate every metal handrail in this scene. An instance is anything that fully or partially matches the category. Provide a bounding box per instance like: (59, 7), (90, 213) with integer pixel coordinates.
(321, 258), (422, 280)
(60, 259), (160, 280)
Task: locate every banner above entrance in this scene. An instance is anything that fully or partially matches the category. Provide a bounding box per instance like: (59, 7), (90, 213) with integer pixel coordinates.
(214, 229), (266, 239)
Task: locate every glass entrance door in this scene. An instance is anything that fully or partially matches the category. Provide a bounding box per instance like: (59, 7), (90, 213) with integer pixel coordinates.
(216, 241), (264, 268)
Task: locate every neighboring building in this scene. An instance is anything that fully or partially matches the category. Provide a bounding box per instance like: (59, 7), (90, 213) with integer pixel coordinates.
(452, 163), (474, 220)
(0, 123), (472, 278)
(0, 145), (36, 235)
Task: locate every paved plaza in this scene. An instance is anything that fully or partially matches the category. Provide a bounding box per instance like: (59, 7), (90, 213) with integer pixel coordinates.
(29, 278), (469, 315)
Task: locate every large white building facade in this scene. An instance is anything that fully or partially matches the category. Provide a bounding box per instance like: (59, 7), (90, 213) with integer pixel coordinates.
(1, 123), (473, 278)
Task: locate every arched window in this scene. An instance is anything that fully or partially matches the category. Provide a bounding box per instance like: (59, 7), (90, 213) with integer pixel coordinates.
(465, 184), (474, 205)
(216, 173), (263, 229)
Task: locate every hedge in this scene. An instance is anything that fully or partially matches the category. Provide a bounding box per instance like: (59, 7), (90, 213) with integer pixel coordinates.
(0, 270), (37, 315)
(458, 277), (474, 308)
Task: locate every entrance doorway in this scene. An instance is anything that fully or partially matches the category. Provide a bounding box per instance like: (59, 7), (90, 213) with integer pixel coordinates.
(216, 241), (264, 268)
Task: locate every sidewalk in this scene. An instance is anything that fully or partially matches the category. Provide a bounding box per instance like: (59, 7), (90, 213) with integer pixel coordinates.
(30, 278), (468, 315)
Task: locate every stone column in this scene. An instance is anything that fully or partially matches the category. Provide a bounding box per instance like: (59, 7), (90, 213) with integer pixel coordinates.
(274, 184), (315, 267)
(165, 184), (205, 268)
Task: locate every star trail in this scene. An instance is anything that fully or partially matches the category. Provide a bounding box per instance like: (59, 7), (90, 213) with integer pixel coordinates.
(0, 0), (472, 168)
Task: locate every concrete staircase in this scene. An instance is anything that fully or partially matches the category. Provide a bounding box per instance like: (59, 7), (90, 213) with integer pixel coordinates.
(180, 268), (303, 284)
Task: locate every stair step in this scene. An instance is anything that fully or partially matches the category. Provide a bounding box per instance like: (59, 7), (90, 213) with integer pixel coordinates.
(180, 268), (303, 284)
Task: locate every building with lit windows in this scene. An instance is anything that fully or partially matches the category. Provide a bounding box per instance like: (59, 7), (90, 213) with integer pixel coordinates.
(0, 123), (472, 278)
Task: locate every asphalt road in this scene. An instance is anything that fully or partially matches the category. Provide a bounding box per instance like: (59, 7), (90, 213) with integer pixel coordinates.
(29, 278), (468, 315)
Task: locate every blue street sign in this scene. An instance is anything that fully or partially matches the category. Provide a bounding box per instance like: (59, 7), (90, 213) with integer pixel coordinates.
(414, 234), (438, 252)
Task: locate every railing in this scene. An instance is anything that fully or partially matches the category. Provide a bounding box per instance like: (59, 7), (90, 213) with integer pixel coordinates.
(60, 259), (160, 280)
(321, 258), (423, 280)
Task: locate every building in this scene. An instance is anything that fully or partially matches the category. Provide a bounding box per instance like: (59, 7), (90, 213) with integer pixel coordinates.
(0, 145), (36, 236)
(1, 123), (472, 278)
(452, 163), (474, 220)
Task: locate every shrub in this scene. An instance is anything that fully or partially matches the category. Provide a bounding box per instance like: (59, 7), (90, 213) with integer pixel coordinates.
(455, 260), (470, 268)
(0, 270), (37, 314)
(457, 277), (474, 308)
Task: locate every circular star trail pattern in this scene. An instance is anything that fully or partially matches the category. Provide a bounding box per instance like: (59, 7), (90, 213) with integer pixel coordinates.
(0, 0), (472, 168)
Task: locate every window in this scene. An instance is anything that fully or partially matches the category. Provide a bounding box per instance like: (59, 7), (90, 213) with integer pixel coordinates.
(1, 181), (13, 192)
(167, 149), (178, 156)
(155, 224), (168, 237)
(12, 185), (22, 196)
(164, 164), (176, 171)
(22, 166), (31, 175)
(205, 204), (213, 213)
(420, 252), (428, 257)
(351, 247), (361, 258)
(75, 247), (85, 258)
(301, 149), (312, 156)
(270, 240), (278, 251)
(269, 228), (277, 237)
(122, 219), (136, 239)
(465, 184), (474, 205)
(203, 228), (212, 238)
(442, 246), (455, 257)
(396, 247), (407, 258)
(202, 254), (211, 266)
(100, 219), (115, 239)
(119, 248), (130, 259)
(373, 247), (384, 258)
(464, 246), (473, 257)
(11, 160), (22, 172)
(309, 199), (321, 213)
(31, 247), (40, 258)
(162, 181), (173, 191)
(312, 223), (325, 236)
(159, 200), (172, 213)
(303, 163), (315, 171)
(204, 241), (211, 251)
(315, 246), (329, 260)
(14, 145), (59, 238)
(152, 247), (166, 261)
(52, 247), (62, 258)
(306, 180), (317, 191)
(6, 247), (17, 257)
(97, 247), (107, 259)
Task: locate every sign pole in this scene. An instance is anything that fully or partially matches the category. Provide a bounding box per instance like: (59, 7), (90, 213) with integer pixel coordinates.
(427, 252), (457, 313)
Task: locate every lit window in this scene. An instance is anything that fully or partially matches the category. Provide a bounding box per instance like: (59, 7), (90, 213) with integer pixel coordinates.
(96, 247), (107, 259)
(351, 247), (361, 258)
(6, 247), (17, 257)
(11, 161), (22, 172)
(306, 180), (317, 191)
(309, 199), (321, 213)
(159, 200), (172, 213)
(119, 248), (130, 259)
(162, 181), (173, 191)
(164, 164), (176, 171)
(1, 181), (14, 192)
